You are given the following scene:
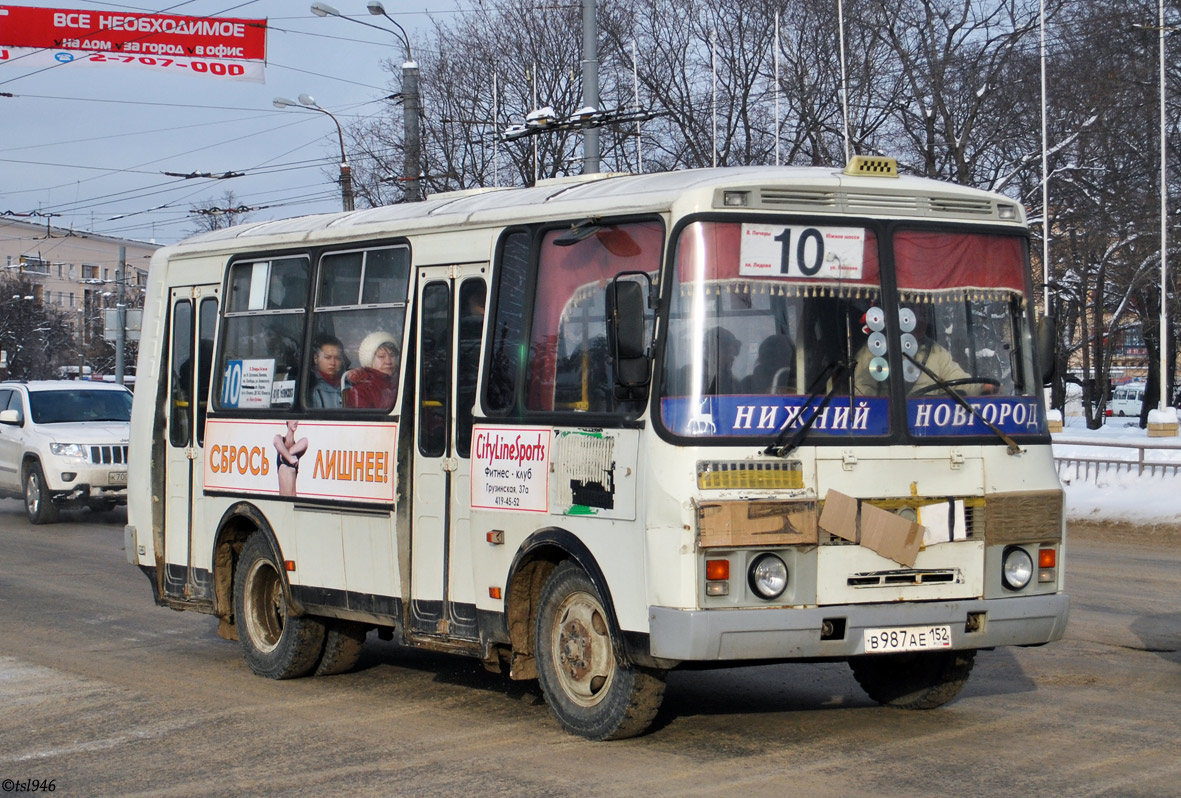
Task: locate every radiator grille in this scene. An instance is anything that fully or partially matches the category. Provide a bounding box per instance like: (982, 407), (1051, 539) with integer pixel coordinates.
(848, 569), (959, 588)
(90, 445), (128, 465)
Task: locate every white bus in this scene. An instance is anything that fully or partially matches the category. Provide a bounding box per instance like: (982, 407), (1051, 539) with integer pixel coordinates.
(126, 159), (1068, 740)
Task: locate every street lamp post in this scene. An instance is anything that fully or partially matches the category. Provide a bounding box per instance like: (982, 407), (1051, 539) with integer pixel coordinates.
(274, 95), (355, 212)
(311, 1), (422, 202)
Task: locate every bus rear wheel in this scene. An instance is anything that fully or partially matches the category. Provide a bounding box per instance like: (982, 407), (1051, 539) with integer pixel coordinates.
(314, 620), (369, 676)
(234, 532), (325, 679)
(849, 649), (976, 709)
(534, 561), (665, 740)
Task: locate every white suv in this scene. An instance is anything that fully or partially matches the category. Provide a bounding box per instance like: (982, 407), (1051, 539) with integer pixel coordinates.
(0, 380), (132, 524)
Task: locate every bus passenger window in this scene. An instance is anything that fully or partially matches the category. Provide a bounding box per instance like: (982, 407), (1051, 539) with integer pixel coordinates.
(308, 245), (410, 413)
(216, 256), (309, 411)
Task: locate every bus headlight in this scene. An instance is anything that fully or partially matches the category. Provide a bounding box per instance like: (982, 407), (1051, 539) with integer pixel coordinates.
(748, 554), (788, 600)
(1001, 546), (1034, 591)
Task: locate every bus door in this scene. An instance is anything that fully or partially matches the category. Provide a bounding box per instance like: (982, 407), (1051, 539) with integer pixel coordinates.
(163, 285), (219, 600)
(410, 265), (487, 639)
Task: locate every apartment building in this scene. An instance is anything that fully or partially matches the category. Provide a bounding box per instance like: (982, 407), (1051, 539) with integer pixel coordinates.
(1, 217), (159, 338)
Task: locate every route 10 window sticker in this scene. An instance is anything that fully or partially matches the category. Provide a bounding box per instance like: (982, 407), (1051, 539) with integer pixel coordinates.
(738, 224), (866, 280)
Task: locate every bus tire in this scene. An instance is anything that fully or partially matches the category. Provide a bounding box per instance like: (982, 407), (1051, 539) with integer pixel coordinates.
(314, 620), (369, 676)
(534, 560), (665, 740)
(234, 532), (325, 680)
(23, 461), (59, 525)
(849, 649), (976, 710)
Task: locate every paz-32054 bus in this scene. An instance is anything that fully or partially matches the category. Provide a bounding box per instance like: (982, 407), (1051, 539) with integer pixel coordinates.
(126, 158), (1068, 740)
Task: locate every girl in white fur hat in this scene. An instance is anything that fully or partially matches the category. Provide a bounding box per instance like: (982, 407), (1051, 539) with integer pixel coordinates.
(343, 331), (399, 409)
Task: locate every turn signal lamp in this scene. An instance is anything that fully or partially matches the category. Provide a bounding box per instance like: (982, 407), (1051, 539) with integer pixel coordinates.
(705, 559), (730, 597)
(1038, 547), (1056, 584)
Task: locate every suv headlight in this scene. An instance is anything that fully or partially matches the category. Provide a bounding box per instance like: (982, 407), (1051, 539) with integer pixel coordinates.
(49, 443), (89, 461)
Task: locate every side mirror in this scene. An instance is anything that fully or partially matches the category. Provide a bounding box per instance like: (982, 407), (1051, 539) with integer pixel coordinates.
(606, 274), (651, 401)
(0, 408), (22, 425)
(1037, 315), (1057, 385)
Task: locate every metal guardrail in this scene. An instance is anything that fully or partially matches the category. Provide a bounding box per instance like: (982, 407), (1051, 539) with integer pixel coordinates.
(1053, 437), (1181, 481)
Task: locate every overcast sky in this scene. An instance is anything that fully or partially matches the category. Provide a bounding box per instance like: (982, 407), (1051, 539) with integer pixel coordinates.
(2, 0), (461, 248)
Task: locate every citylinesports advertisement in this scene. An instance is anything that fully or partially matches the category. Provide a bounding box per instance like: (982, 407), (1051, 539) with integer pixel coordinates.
(470, 426), (551, 513)
(204, 419), (398, 504)
(0, 6), (267, 82)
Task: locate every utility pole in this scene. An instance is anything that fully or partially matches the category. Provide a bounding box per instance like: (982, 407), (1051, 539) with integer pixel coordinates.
(404, 59), (422, 201)
(581, 0), (599, 174)
(311, 2), (422, 201)
(115, 246), (126, 385)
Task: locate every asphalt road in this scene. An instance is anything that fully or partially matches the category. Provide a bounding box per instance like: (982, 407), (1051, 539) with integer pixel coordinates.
(0, 500), (1176, 797)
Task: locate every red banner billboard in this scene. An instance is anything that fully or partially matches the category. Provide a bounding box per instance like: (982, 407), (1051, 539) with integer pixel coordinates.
(0, 5), (267, 81)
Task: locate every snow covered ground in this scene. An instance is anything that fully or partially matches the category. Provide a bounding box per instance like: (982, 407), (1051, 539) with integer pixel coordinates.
(1053, 415), (1181, 524)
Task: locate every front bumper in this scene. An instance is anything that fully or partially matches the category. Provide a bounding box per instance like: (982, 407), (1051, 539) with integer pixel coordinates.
(46, 460), (128, 502)
(648, 593), (1069, 661)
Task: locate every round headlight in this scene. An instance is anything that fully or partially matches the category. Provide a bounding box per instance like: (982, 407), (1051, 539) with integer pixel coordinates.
(748, 554), (788, 600)
(1001, 546), (1034, 591)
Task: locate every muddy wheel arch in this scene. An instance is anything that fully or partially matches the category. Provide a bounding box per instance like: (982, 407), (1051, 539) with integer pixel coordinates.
(210, 502), (299, 640)
(503, 528), (662, 680)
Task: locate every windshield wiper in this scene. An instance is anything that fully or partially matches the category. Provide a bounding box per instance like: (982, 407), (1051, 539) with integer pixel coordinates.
(764, 359), (849, 458)
(904, 352), (1023, 456)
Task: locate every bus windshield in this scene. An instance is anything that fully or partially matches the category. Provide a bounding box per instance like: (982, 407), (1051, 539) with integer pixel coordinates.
(658, 220), (1044, 441)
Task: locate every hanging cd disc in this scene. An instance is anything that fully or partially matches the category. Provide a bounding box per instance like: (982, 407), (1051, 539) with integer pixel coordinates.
(868, 356), (889, 381)
(898, 307), (917, 332)
(865, 306), (886, 332)
(900, 333), (918, 355)
(867, 331), (888, 356)
(903, 361), (921, 383)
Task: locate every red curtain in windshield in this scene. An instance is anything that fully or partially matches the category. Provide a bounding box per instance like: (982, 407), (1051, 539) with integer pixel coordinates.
(893, 230), (1026, 291)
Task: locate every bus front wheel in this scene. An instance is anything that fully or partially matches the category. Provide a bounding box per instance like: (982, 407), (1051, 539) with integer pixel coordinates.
(234, 532), (326, 679)
(849, 649), (976, 709)
(534, 560), (665, 740)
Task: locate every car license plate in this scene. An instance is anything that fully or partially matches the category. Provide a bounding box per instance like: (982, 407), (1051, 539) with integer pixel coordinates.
(863, 624), (952, 654)
(109, 471), (127, 485)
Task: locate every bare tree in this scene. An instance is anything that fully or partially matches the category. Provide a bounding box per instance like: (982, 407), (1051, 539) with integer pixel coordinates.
(0, 276), (77, 380)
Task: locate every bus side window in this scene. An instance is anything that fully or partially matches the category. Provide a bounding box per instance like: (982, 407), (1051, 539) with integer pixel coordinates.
(216, 257), (309, 411)
(169, 299), (193, 446)
(309, 245), (410, 413)
(485, 230), (531, 414)
(195, 297), (217, 445)
(526, 219), (663, 414)
(456, 278), (486, 457)
(419, 282), (451, 456)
